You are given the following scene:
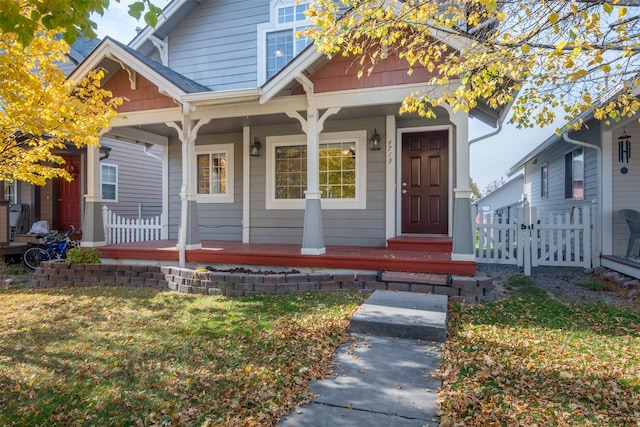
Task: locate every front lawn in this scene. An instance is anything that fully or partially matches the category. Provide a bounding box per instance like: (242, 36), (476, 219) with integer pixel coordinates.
(0, 286), (365, 426)
(437, 276), (640, 426)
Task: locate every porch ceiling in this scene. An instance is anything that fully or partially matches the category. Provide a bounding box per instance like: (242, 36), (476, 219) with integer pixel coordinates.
(117, 104), (450, 139)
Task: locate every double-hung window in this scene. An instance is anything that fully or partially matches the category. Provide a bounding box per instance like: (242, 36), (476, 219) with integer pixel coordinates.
(3, 181), (17, 204)
(564, 148), (584, 200)
(101, 163), (118, 202)
(266, 131), (367, 210)
(195, 143), (234, 203)
(258, 1), (312, 84)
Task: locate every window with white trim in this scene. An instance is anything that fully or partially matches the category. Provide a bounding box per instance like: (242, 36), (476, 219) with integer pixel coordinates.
(195, 143), (234, 203)
(266, 131), (367, 210)
(540, 164), (548, 198)
(257, 0), (312, 84)
(101, 163), (118, 202)
(3, 181), (17, 204)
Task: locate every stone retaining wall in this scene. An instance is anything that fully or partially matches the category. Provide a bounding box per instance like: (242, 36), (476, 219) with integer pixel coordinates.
(30, 262), (494, 303)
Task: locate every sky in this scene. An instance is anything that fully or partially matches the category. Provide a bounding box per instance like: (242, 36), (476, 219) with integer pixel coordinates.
(93, 1), (561, 193)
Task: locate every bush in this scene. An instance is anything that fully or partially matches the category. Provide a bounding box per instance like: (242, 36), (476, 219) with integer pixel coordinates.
(65, 247), (102, 265)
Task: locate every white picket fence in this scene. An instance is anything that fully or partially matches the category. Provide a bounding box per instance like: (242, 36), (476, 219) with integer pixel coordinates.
(475, 201), (596, 275)
(102, 206), (163, 245)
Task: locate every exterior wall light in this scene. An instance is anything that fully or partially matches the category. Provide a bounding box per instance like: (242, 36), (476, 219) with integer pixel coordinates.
(250, 138), (261, 157)
(370, 129), (381, 150)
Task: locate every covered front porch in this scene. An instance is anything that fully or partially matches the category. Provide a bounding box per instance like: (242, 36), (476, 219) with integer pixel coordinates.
(97, 237), (476, 275)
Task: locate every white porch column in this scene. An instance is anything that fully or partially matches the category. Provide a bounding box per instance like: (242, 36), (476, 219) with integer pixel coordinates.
(450, 111), (475, 261)
(242, 125), (251, 243)
(288, 75), (340, 255)
(81, 145), (106, 247)
(166, 104), (211, 267)
(385, 115), (396, 242)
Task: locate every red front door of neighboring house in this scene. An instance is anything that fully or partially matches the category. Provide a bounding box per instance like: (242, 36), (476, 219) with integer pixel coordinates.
(401, 131), (449, 234)
(58, 155), (81, 231)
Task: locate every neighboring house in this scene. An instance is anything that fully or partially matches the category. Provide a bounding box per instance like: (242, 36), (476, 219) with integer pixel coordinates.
(472, 174), (524, 224)
(70, 0), (512, 271)
(506, 101), (640, 277)
(3, 38), (163, 237)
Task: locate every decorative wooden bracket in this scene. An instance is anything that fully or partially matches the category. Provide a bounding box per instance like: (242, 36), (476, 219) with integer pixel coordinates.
(107, 55), (137, 90)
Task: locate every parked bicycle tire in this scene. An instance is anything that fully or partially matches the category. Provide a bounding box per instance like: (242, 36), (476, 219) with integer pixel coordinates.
(23, 247), (51, 270)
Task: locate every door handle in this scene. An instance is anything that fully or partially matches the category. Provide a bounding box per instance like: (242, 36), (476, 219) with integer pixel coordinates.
(402, 189), (407, 194)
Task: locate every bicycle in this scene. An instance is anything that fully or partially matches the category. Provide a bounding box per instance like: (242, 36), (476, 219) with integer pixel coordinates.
(22, 225), (80, 270)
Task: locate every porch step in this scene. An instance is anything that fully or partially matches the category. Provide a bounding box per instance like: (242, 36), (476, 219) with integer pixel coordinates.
(387, 236), (453, 252)
(348, 290), (448, 342)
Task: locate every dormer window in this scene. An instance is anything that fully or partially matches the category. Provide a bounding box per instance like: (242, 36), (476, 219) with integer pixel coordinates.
(258, 1), (312, 85)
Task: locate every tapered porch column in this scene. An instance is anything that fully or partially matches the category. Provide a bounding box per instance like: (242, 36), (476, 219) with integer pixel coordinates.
(450, 111), (475, 261)
(288, 75), (340, 255)
(82, 145), (106, 247)
(166, 103), (211, 267)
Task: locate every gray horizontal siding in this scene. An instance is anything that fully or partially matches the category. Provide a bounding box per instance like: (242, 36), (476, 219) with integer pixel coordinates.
(168, 134), (244, 241)
(524, 123), (600, 217)
(100, 139), (163, 219)
(247, 118), (387, 247)
(167, 0), (269, 90)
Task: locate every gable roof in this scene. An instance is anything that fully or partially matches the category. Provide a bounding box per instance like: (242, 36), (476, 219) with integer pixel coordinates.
(68, 36), (210, 101)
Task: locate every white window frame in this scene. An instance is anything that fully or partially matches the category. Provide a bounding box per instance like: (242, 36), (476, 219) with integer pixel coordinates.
(257, 0), (312, 85)
(3, 181), (17, 204)
(195, 143), (234, 204)
(266, 131), (367, 210)
(100, 163), (118, 202)
(540, 163), (548, 199)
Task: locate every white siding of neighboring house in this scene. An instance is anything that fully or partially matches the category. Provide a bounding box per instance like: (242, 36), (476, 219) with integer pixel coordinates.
(473, 175), (524, 221)
(166, 0), (269, 90)
(611, 120), (640, 257)
(522, 123), (600, 219)
(100, 138), (163, 219)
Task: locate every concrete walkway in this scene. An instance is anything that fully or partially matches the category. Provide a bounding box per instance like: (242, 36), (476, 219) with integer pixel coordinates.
(278, 290), (447, 426)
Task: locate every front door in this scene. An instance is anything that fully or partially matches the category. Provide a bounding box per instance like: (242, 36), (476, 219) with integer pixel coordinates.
(401, 131), (448, 234)
(58, 155), (82, 231)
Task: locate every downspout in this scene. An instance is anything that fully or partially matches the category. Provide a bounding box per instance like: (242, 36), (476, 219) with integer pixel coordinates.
(468, 99), (513, 145)
(563, 131), (602, 266)
(143, 143), (162, 162)
(469, 120), (503, 145)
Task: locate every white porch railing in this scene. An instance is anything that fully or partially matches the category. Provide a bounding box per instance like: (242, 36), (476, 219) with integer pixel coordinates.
(102, 205), (163, 245)
(474, 200), (596, 274)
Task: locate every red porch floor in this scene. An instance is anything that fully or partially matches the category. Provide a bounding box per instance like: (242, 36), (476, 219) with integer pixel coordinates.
(98, 239), (476, 276)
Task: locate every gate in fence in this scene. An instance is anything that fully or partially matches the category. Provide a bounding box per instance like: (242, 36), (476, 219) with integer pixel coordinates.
(102, 206), (163, 245)
(475, 201), (595, 275)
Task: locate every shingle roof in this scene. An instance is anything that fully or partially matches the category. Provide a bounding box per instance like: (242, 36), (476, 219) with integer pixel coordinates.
(105, 36), (211, 94)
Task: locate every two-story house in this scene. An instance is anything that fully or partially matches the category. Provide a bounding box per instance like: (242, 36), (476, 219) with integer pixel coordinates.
(71, 0), (512, 274)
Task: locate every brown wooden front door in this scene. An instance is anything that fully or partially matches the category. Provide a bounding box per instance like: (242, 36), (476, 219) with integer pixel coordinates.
(58, 155), (82, 231)
(401, 131), (448, 234)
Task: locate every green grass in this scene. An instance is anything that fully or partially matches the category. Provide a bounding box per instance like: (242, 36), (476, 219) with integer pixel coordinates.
(437, 275), (640, 426)
(0, 286), (365, 426)
(576, 279), (612, 291)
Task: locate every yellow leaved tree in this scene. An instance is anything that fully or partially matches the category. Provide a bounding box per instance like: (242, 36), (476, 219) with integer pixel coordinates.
(0, 23), (122, 185)
(305, 0), (640, 130)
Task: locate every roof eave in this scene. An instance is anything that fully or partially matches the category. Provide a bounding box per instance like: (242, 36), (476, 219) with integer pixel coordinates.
(68, 38), (187, 103)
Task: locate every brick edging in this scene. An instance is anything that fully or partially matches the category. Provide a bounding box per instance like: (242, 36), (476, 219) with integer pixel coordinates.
(30, 261), (494, 303)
